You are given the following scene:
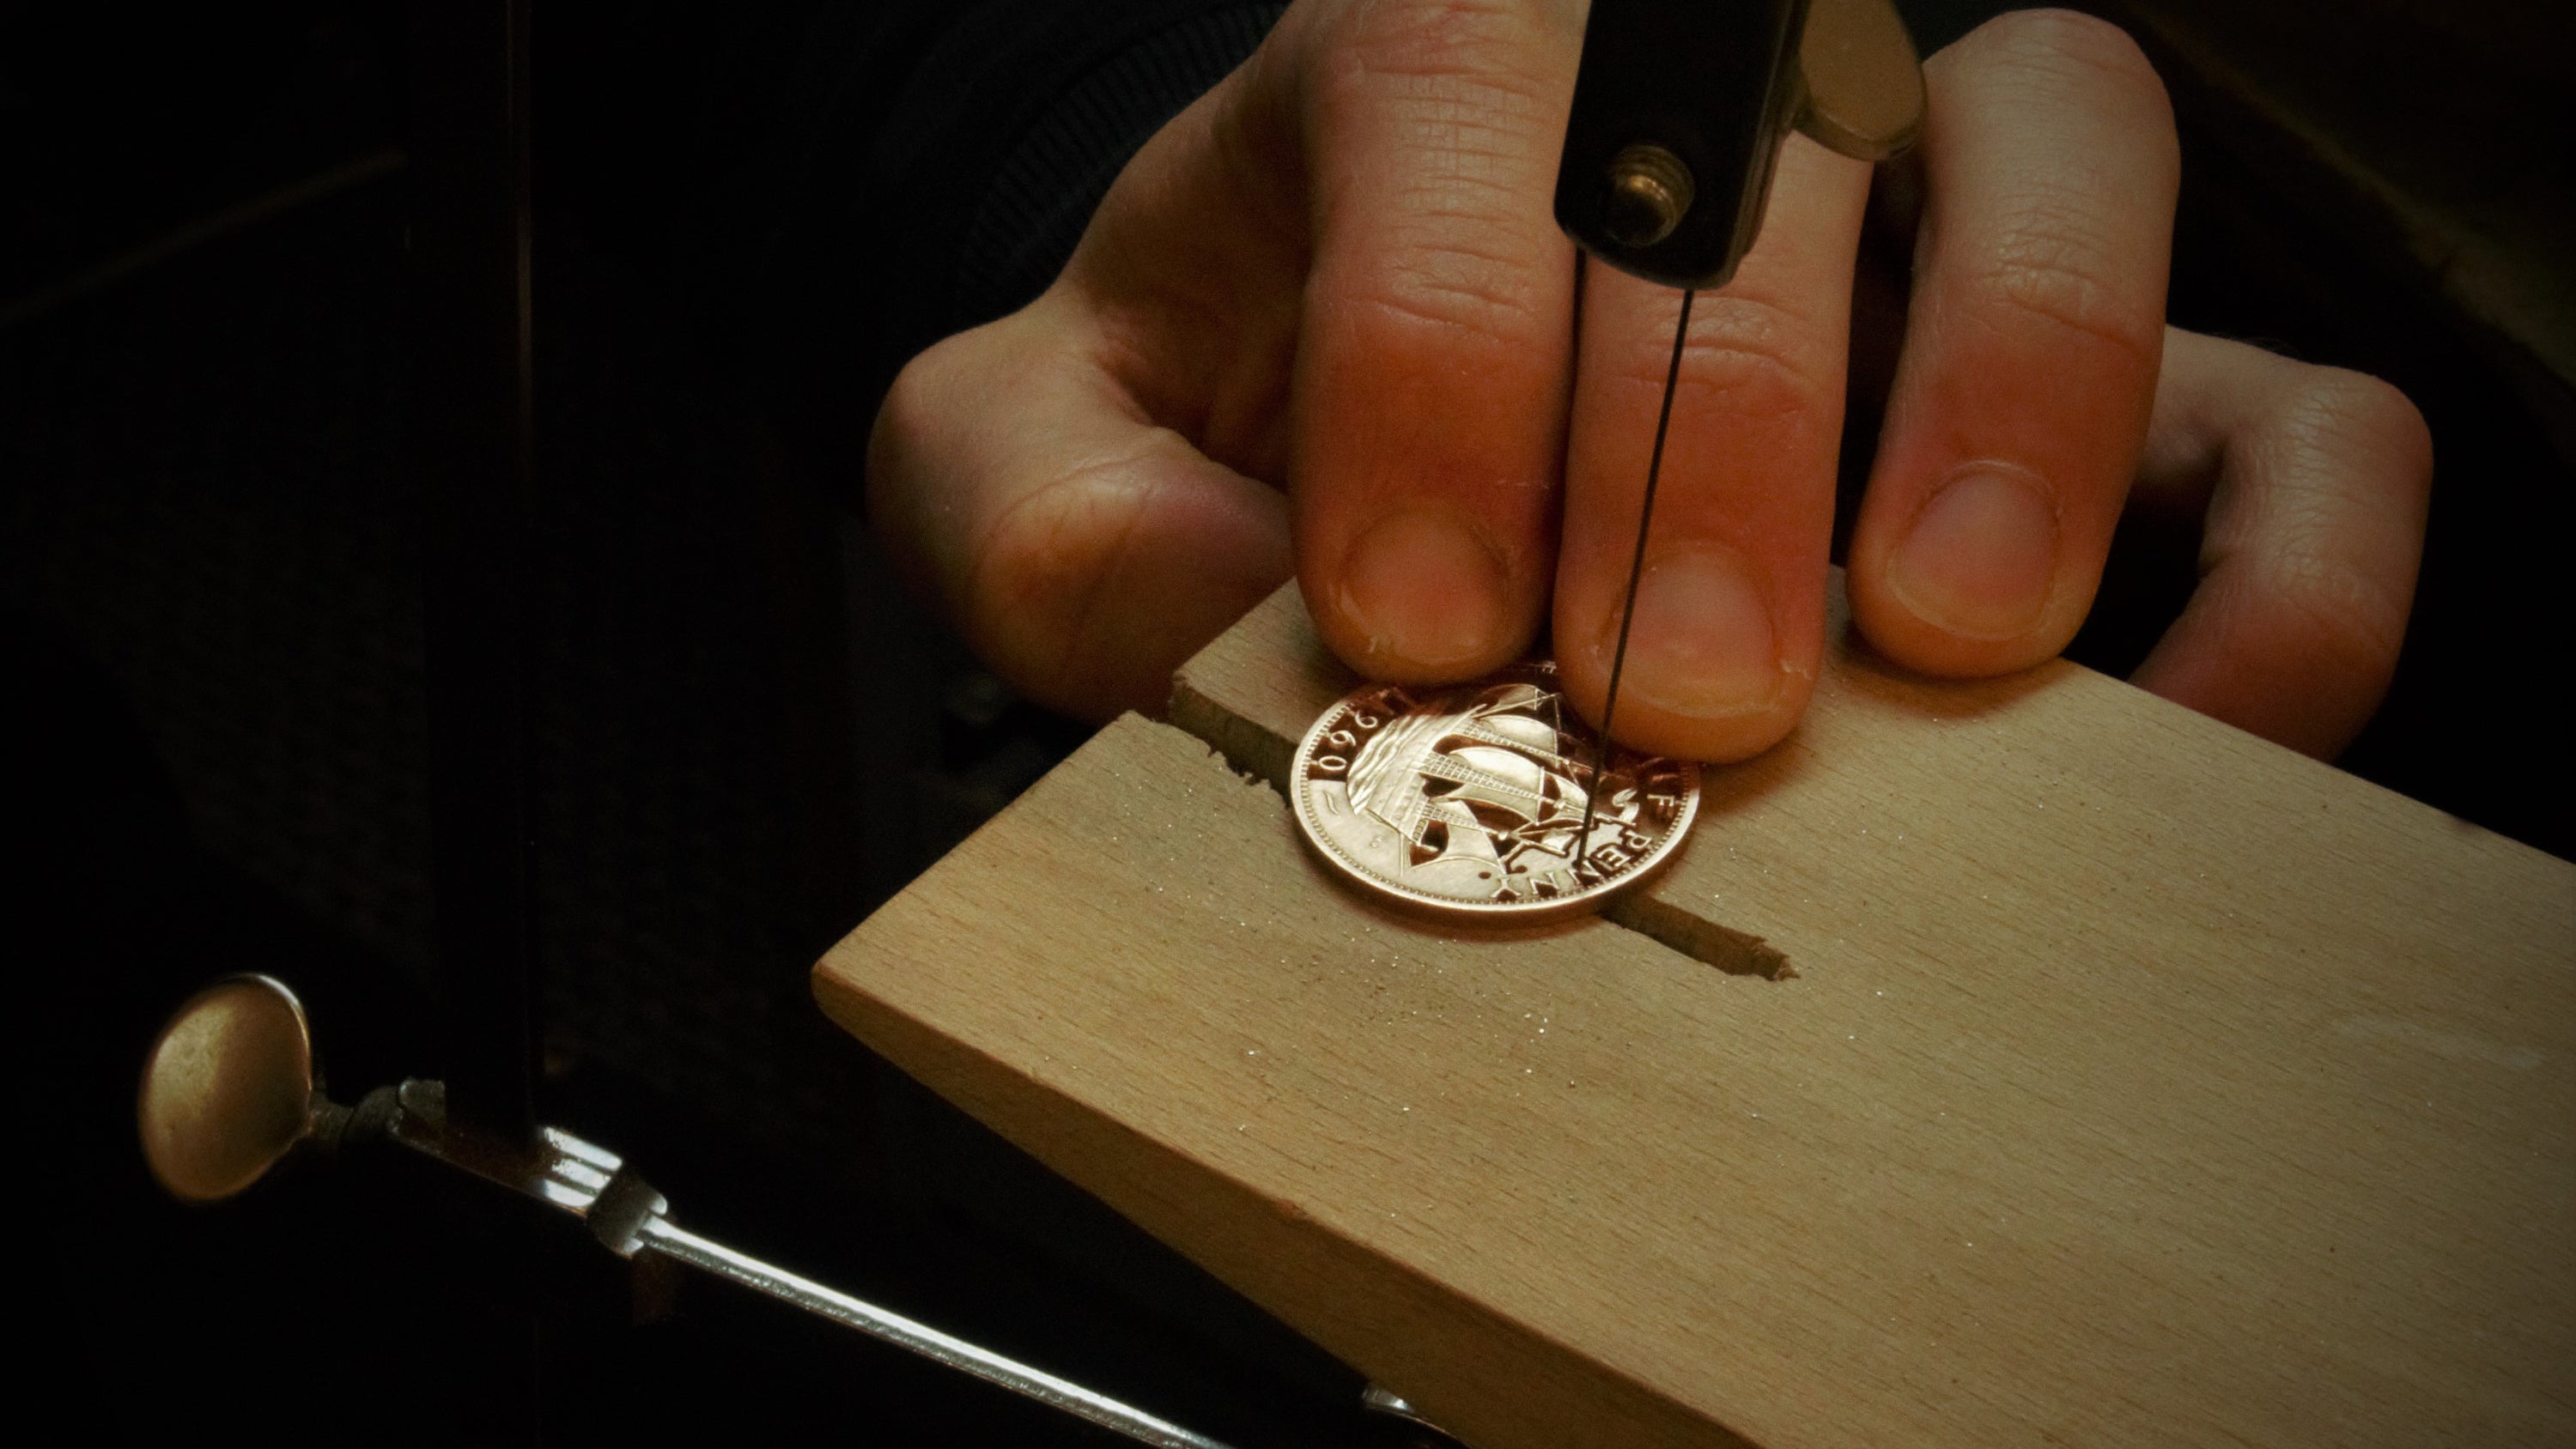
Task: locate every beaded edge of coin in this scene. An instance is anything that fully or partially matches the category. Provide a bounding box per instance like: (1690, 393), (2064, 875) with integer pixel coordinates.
(1287, 661), (1700, 923)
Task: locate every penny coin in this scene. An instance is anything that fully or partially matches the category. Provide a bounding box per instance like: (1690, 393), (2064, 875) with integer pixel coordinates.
(1288, 661), (1699, 920)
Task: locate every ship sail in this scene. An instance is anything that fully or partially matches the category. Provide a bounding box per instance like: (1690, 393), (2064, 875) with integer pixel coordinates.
(1347, 681), (1603, 876)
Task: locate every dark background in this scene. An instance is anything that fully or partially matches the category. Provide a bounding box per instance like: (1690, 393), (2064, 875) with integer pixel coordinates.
(6, 0), (2568, 1442)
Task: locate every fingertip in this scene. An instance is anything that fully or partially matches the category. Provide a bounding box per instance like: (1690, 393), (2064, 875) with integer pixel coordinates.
(1597, 676), (1813, 764)
(1885, 465), (2057, 634)
(2130, 561), (2397, 760)
(1552, 545), (1822, 764)
(2314, 367), (2434, 518)
(1564, 656), (1815, 764)
(1849, 462), (2094, 678)
(1309, 504), (1534, 683)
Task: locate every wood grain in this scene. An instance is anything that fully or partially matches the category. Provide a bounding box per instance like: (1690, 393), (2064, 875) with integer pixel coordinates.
(819, 581), (2576, 1448)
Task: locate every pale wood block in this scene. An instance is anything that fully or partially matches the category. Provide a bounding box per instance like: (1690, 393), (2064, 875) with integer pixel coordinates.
(819, 583), (2576, 1449)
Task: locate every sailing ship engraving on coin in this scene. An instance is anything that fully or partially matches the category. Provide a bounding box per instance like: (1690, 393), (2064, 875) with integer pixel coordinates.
(1289, 661), (1699, 920)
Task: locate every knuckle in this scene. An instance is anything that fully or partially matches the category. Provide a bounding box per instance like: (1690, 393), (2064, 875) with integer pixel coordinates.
(964, 449), (1163, 692)
(1970, 200), (2162, 366)
(1355, 233), (1554, 341)
(2291, 368), (2433, 495)
(873, 340), (951, 446)
(1355, 282), (1527, 347)
(880, 327), (1003, 440)
(1298, 0), (1576, 347)
(1330, 0), (1552, 85)
(1972, 9), (2165, 109)
(971, 449), (1146, 614)
(866, 334), (981, 530)
(2239, 367), (2435, 549)
(2201, 363), (2427, 696)
(1309, 0), (1565, 154)
(1671, 294), (1834, 420)
(2263, 549), (2408, 691)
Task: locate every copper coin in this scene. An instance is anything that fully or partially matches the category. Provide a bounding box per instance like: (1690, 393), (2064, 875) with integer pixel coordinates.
(1288, 661), (1699, 920)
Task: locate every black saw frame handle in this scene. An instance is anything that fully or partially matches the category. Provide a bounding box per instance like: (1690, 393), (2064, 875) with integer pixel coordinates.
(1555, 0), (1926, 289)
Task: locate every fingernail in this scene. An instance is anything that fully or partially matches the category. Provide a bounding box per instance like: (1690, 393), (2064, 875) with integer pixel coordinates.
(1605, 544), (1779, 719)
(1337, 507), (1511, 670)
(1887, 464), (2059, 640)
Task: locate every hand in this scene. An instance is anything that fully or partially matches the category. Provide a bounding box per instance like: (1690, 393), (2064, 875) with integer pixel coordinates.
(866, 2), (2430, 761)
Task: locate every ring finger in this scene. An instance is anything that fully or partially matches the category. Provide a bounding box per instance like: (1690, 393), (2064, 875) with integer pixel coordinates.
(1844, 10), (2180, 676)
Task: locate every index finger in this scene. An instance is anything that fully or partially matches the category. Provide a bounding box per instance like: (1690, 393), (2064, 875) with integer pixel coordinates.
(1280, 0), (1585, 682)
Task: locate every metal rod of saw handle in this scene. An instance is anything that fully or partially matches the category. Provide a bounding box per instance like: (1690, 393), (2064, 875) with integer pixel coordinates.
(635, 1217), (1239, 1449)
(411, 0), (543, 1146)
(368, 1077), (1243, 1449)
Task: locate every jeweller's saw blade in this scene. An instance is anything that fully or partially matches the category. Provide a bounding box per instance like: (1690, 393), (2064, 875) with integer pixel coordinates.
(1575, 286), (1694, 877)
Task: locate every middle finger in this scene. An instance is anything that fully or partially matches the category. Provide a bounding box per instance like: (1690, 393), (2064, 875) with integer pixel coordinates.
(1556, 133), (1873, 761)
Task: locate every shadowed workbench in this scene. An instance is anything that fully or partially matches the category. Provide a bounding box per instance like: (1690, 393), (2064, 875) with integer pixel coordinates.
(815, 579), (2574, 1449)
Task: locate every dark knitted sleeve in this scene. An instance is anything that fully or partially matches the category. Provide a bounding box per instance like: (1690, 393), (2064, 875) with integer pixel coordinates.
(948, 5), (1289, 325)
(749, 0), (1285, 477)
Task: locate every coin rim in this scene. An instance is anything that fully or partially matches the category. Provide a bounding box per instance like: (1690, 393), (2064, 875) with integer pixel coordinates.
(1286, 662), (1702, 922)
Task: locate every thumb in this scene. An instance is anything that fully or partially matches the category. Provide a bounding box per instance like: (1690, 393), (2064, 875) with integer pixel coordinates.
(867, 293), (1292, 720)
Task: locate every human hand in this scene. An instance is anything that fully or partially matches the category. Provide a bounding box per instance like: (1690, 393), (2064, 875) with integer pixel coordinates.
(866, 2), (2430, 761)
